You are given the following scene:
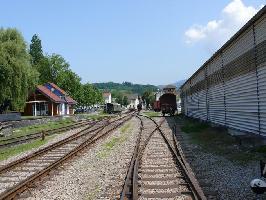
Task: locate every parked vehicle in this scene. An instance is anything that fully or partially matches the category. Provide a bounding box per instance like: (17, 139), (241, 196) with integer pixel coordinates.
(137, 103), (142, 111)
(159, 93), (177, 116)
(177, 105), (181, 114)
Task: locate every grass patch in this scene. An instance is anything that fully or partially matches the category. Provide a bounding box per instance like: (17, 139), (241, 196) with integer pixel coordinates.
(254, 145), (266, 153)
(143, 111), (160, 117)
(86, 114), (110, 121)
(178, 117), (265, 164)
(97, 122), (132, 159)
(0, 136), (54, 161)
(0, 119), (74, 143)
(77, 112), (111, 121)
(181, 120), (209, 133)
(120, 123), (131, 134)
(21, 116), (49, 120)
(87, 185), (100, 200)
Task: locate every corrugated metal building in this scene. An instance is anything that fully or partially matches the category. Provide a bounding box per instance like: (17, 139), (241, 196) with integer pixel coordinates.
(180, 6), (266, 136)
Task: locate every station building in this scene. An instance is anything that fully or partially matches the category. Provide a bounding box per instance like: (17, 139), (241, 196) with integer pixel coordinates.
(23, 83), (77, 116)
(103, 92), (112, 104)
(127, 94), (140, 109)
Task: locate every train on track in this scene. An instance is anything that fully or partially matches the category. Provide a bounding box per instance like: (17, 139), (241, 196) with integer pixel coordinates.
(153, 93), (177, 116)
(105, 103), (122, 114)
(137, 103), (142, 112)
(160, 93), (177, 116)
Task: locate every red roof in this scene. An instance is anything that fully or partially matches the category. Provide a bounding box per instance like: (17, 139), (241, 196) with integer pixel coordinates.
(103, 92), (111, 97)
(49, 82), (67, 95)
(37, 85), (64, 103)
(36, 83), (77, 105)
(66, 96), (77, 105)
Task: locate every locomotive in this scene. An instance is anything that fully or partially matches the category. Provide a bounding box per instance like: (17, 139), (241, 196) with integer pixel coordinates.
(105, 103), (122, 114)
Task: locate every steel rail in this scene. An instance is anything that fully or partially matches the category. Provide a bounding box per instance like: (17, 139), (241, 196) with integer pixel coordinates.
(0, 113), (134, 200)
(120, 115), (165, 200)
(120, 114), (206, 200)
(0, 120), (99, 149)
(120, 115), (143, 199)
(0, 120), (88, 143)
(146, 115), (206, 200)
(0, 115), (129, 174)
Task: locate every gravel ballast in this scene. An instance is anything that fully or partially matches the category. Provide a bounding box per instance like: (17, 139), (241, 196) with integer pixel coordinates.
(0, 122), (98, 167)
(166, 117), (266, 200)
(19, 117), (140, 200)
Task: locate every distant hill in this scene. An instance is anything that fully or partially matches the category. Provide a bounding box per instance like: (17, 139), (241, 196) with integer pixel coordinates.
(174, 80), (186, 89)
(158, 79), (186, 90)
(93, 82), (158, 95)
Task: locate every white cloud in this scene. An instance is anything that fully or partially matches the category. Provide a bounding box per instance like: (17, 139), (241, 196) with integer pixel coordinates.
(184, 0), (264, 51)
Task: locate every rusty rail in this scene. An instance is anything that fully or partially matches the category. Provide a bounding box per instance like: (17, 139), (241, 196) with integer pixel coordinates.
(120, 115), (165, 200)
(120, 114), (206, 200)
(0, 113), (134, 200)
(157, 122), (206, 200)
(0, 119), (100, 148)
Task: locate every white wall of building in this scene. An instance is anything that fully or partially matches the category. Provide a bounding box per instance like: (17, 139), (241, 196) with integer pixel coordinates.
(104, 93), (112, 104)
(128, 98), (139, 109)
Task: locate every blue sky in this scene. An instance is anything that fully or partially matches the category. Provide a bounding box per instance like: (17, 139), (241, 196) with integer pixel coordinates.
(1, 0), (264, 85)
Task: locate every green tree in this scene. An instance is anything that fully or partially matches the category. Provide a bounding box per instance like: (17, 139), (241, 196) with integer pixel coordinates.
(75, 85), (85, 107)
(116, 93), (123, 105)
(94, 82), (158, 95)
(36, 56), (52, 84)
(44, 54), (81, 101)
(122, 96), (129, 106)
(48, 54), (69, 83)
(29, 34), (53, 84)
(95, 87), (104, 104)
(142, 90), (155, 107)
(79, 84), (103, 108)
(82, 83), (92, 107)
(0, 28), (39, 111)
(29, 34), (43, 65)
(28, 35), (104, 109)
(56, 69), (81, 100)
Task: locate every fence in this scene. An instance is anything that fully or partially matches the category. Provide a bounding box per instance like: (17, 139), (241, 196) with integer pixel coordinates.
(180, 6), (266, 136)
(0, 113), (21, 122)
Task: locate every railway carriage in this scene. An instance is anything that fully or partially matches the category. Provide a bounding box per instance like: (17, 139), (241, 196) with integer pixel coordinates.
(159, 93), (177, 116)
(137, 103), (142, 111)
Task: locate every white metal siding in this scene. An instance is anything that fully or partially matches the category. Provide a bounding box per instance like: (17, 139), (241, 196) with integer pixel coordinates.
(198, 90), (207, 121)
(255, 14), (266, 45)
(180, 8), (266, 136)
(225, 72), (259, 133)
(255, 14), (266, 135)
(207, 55), (225, 125)
(207, 54), (222, 75)
(208, 84), (225, 125)
(223, 28), (254, 65)
(190, 93), (198, 118)
(257, 66), (266, 135)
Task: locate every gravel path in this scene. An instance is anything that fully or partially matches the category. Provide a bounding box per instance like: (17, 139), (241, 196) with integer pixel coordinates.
(19, 117), (140, 200)
(166, 117), (266, 200)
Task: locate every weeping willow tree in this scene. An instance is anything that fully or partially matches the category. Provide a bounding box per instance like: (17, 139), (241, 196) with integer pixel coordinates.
(0, 28), (39, 111)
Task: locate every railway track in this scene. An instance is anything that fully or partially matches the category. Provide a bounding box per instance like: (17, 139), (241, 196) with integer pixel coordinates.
(121, 114), (206, 200)
(0, 113), (133, 200)
(0, 119), (107, 149)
